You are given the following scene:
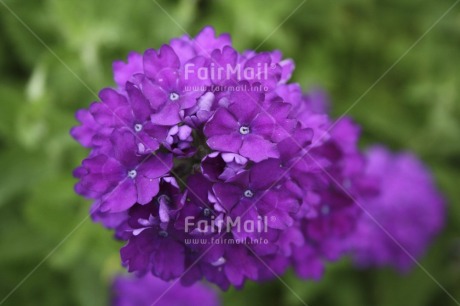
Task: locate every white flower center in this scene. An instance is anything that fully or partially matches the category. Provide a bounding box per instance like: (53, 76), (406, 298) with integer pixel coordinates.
(128, 170), (137, 179)
(203, 208), (211, 217)
(239, 126), (250, 135)
(321, 205), (330, 215)
(169, 92), (180, 101)
(158, 230), (168, 238)
(211, 257), (226, 266)
(134, 123), (143, 132)
(244, 189), (254, 198)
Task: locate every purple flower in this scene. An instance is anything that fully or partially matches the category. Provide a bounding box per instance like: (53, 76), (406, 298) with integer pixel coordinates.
(204, 81), (295, 162)
(141, 45), (209, 126)
(213, 159), (300, 235)
(71, 107), (107, 149)
(112, 274), (220, 306)
(347, 146), (445, 271)
(181, 243), (260, 290)
(269, 50), (295, 84)
(72, 26), (445, 291)
(201, 152), (247, 182)
(174, 174), (220, 235)
(74, 130), (172, 212)
(125, 83), (170, 154)
(71, 90), (131, 153)
(239, 50), (283, 89)
(164, 124), (195, 157)
(121, 203), (186, 280)
(71, 87), (168, 155)
(113, 51), (143, 91)
(170, 26), (231, 62)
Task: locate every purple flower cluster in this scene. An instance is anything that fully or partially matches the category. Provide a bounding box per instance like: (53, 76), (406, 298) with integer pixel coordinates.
(346, 146), (445, 271)
(72, 26), (445, 290)
(112, 274), (219, 306)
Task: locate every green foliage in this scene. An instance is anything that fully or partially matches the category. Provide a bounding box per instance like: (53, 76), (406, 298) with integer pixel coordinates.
(0, 0), (459, 305)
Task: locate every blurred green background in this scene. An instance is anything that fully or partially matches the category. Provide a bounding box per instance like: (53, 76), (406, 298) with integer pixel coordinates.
(0, 0), (459, 305)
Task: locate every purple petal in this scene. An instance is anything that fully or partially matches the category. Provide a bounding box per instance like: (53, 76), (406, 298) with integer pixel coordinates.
(228, 82), (264, 124)
(101, 178), (137, 212)
(113, 51), (143, 89)
(110, 129), (139, 168)
(93, 89), (132, 127)
(151, 103), (182, 126)
(126, 82), (152, 122)
(152, 239), (185, 280)
(251, 112), (275, 138)
(249, 159), (283, 190)
(207, 134), (242, 153)
(136, 176), (160, 205)
(193, 26), (231, 56)
(213, 183), (242, 212)
(144, 45), (180, 79)
(204, 107), (238, 137)
(239, 135), (279, 162)
(137, 153), (172, 179)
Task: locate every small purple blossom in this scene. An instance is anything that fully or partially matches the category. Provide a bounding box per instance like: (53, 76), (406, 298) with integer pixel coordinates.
(113, 51), (143, 91)
(112, 274), (220, 306)
(74, 130), (172, 212)
(141, 45), (210, 126)
(204, 81), (295, 162)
